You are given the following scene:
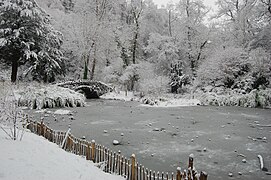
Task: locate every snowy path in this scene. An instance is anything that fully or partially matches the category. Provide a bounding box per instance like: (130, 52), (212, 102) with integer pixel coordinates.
(0, 127), (124, 180)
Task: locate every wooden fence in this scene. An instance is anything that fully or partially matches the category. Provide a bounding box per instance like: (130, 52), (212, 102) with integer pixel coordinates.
(26, 120), (208, 180)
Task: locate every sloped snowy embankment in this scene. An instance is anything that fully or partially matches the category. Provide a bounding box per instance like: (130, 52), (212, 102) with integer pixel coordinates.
(0, 128), (124, 180)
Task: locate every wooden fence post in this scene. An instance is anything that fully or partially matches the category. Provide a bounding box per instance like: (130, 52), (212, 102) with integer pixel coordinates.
(68, 135), (73, 152)
(44, 125), (47, 139)
(113, 151), (116, 173)
(121, 156), (124, 176)
(66, 135), (70, 151)
(199, 171), (208, 180)
(118, 150), (121, 175)
(40, 121), (43, 136)
(91, 140), (96, 162)
(43, 122), (46, 137)
(176, 167), (181, 180)
(110, 151), (113, 173)
(188, 154), (194, 169)
(142, 166), (145, 180)
(124, 158), (127, 177)
(131, 154), (136, 180)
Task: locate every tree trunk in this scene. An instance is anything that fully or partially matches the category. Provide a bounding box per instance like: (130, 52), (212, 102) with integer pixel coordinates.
(90, 44), (97, 80)
(196, 40), (208, 63)
(83, 60), (88, 79)
(168, 10), (172, 37)
(132, 24), (139, 64)
(186, 0), (195, 78)
(11, 59), (18, 83)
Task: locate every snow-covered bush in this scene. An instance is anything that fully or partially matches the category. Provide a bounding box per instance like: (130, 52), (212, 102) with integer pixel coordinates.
(170, 61), (191, 94)
(197, 47), (251, 89)
(100, 58), (123, 84)
(16, 84), (85, 109)
(137, 62), (170, 95)
(249, 48), (271, 89)
(139, 76), (170, 95)
(196, 47), (271, 99)
(141, 97), (159, 105)
(255, 89), (271, 108)
(198, 89), (271, 108)
(119, 64), (140, 91)
(145, 33), (180, 75)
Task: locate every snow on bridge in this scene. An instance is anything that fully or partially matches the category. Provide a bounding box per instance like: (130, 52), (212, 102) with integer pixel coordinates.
(57, 80), (113, 99)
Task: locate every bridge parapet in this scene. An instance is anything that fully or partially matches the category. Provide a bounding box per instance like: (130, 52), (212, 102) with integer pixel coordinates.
(57, 80), (113, 99)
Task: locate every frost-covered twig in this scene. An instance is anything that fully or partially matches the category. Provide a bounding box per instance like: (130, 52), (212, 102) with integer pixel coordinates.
(20, 128), (25, 141)
(0, 84), (27, 140)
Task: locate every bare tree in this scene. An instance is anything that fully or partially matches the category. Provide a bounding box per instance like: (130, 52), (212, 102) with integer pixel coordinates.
(80, 0), (109, 80)
(180, 0), (209, 78)
(215, 0), (258, 46)
(0, 84), (27, 141)
(167, 3), (178, 37)
(131, 0), (143, 65)
(89, 0), (108, 80)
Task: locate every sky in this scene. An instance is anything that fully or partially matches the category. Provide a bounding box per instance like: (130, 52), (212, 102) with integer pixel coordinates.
(152, 0), (218, 11)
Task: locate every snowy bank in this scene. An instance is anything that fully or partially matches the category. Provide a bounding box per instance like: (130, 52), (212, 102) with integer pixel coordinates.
(0, 127), (124, 180)
(101, 91), (200, 107)
(198, 89), (271, 108)
(101, 89), (271, 109)
(100, 91), (139, 101)
(15, 85), (85, 109)
(141, 98), (200, 107)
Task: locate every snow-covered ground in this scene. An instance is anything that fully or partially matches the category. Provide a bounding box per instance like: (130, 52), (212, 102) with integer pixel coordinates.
(141, 98), (200, 107)
(0, 127), (124, 180)
(101, 91), (139, 101)
(101, 91), (200, 107)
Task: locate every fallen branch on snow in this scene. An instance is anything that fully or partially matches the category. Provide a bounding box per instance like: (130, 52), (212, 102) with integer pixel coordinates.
(256, 124), (271, 127)
(237, 153), (246, 158)
(258, 155), (268, 172)
(247, 136), (267, 143)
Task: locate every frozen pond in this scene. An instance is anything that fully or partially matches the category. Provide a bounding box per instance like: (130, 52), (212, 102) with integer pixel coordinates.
(29, 99), (271, 180)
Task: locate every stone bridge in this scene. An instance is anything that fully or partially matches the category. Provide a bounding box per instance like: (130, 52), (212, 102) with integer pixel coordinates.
(57, 80), (113, 99)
